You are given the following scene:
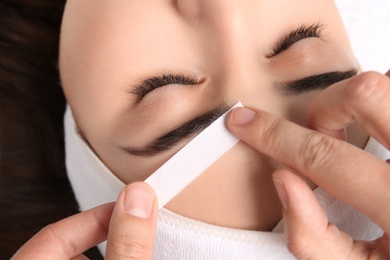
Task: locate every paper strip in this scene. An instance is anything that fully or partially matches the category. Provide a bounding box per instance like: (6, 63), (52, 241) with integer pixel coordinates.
(145, 102), (243, 209)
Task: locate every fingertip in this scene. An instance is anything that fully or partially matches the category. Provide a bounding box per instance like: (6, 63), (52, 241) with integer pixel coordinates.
(228, 107), (257, 126)
(122, 182), (156, 219)
(106, 182), (158, 259)
(274, 173), (356, 259)
(272, 170), (291, 210)
(276, 170), (326, 225)
(273, 169), (323, 224)
(273, 170), (330, 258)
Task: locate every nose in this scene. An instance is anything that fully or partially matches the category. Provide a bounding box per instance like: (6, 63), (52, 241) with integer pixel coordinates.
(175, 0), (248, 20)
(176, 1), (282, 112)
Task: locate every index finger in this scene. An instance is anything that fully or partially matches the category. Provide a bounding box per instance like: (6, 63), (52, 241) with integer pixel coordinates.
(228, 107), (390, 232)
(12, 203), (114, 260)
(308, 71), (390, 148)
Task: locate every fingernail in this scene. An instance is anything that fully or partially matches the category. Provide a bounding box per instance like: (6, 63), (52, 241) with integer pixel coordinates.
(230, 107), (256, 126)
(273, 177), (289, 209)
(123, 183), (154, 219)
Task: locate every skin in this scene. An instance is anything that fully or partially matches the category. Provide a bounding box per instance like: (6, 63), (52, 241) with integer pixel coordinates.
(59, 0), (367, 232)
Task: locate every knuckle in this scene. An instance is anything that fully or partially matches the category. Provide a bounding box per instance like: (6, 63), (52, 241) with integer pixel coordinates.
(300, 133), (339, 172)
(287, 235), (311, 259)
(41, 223), (77, 257)
(346, 71), (387, 103)
(107, 233), (152, 259)
(257, 114), (286, 150)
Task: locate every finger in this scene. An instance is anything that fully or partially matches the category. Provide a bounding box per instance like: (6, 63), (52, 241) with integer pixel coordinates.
(273, 169), (369, 259)
(308, 71), (390, 149)
(228, 107), (390, 232)
(12, 203), (114, 260)
(105, 182), (158, 260)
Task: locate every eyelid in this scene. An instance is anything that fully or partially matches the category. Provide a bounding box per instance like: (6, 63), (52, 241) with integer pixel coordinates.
(268, 23), (323, 58)
(130, 74), (204, 99)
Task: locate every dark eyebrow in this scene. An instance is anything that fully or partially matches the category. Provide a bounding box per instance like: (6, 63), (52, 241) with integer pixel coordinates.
(276, 69), (358, 95)
(121, 104), (230, 157)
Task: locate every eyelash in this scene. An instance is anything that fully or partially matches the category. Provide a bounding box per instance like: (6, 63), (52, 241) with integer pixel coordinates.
(131, 74), (202, 99)
(268, 23), (323, 57)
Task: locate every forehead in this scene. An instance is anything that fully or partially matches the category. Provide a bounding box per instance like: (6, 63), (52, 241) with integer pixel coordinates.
(60, 0), (343, 42)
(59, 0), (347, 79)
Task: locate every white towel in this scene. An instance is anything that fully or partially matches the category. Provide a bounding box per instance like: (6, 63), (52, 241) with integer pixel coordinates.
(65, 110), (388, 259)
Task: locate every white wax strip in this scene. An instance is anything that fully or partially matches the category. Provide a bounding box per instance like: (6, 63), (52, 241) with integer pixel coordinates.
(145, 102), (243, 209)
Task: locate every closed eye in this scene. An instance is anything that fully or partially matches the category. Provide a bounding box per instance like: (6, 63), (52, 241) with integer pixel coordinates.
(130, 74), (204, 99)
(268, 23), (323, 58)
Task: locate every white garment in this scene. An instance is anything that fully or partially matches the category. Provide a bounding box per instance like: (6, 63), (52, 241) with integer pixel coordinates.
(65, 2), (390, 258)
(65, 108), (388, 259)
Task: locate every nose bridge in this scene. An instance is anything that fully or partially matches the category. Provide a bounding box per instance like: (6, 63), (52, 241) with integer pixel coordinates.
(181, 1), (258, 76)
(177, 0), (255, 60)
(176, 0), (246, 21)
(176, 0), (274, 108)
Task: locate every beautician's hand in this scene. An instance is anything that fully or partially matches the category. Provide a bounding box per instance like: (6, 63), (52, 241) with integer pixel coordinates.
(12, 182), (158, 260)
(228, 70), (390, 259)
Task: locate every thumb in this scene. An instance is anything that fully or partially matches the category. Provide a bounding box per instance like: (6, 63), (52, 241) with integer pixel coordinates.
(105, 182), (158, 260)
(273, 169), (355, 259)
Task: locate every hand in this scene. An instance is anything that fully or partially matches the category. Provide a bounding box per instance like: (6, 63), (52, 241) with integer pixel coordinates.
(228, 70), (390, 259)
(12, 182), (158, 260)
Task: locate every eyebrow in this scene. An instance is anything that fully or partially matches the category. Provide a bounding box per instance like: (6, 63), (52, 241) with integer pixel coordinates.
(276, 69), (358, 95)
(121, 104), (230, 157)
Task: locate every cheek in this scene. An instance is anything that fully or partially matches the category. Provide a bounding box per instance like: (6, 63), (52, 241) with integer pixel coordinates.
(164, 142), (282, 229)
(187, 142), (280, 201)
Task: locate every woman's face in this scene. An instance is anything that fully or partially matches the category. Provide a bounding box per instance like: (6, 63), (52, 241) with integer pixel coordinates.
(60, 0), (365, 230)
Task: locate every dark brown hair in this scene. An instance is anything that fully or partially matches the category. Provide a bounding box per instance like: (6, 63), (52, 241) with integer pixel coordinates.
(0, 1), (101, 258)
